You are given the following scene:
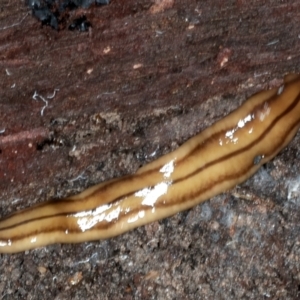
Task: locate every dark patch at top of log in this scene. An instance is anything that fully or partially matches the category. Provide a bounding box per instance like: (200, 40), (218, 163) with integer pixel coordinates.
(25, 0), (109, 30)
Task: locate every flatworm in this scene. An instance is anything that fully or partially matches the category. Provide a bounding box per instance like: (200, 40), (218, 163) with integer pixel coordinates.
(0, 74), (299, 253)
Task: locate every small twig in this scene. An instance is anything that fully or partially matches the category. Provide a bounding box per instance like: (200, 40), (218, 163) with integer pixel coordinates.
(33, 91), (48, 116)
(32, 89), (59, 116)
(68, 172), (87, 183)
(47, 89), (60, 99)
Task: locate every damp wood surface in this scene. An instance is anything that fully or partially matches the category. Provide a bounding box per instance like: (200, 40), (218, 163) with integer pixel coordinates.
(0, 0), (300, 299)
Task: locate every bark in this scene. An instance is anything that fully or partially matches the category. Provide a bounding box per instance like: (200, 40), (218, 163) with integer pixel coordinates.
(0, 0), (300, 298)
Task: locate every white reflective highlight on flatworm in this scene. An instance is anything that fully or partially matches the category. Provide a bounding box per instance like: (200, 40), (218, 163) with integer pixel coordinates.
(277, 84), (284, 95)
(127, 210), (145, 223)
(259, 102), (271, 121)
(30, 237), (37, 243)
(0, 240), (12, 247)
(72, 204), (121, 232)
(225, 129), (238, 144)
(136, 182), (170, 207)
(237, 114), (252, 128)
(159, 159), (175, 178)
(225, 129), (235, 138)
(72, 204), (112, 218)
(223, 114), (254, 145)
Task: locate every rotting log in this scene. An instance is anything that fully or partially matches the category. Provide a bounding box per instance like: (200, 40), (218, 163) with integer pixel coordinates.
(0, 0), (300, 299)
